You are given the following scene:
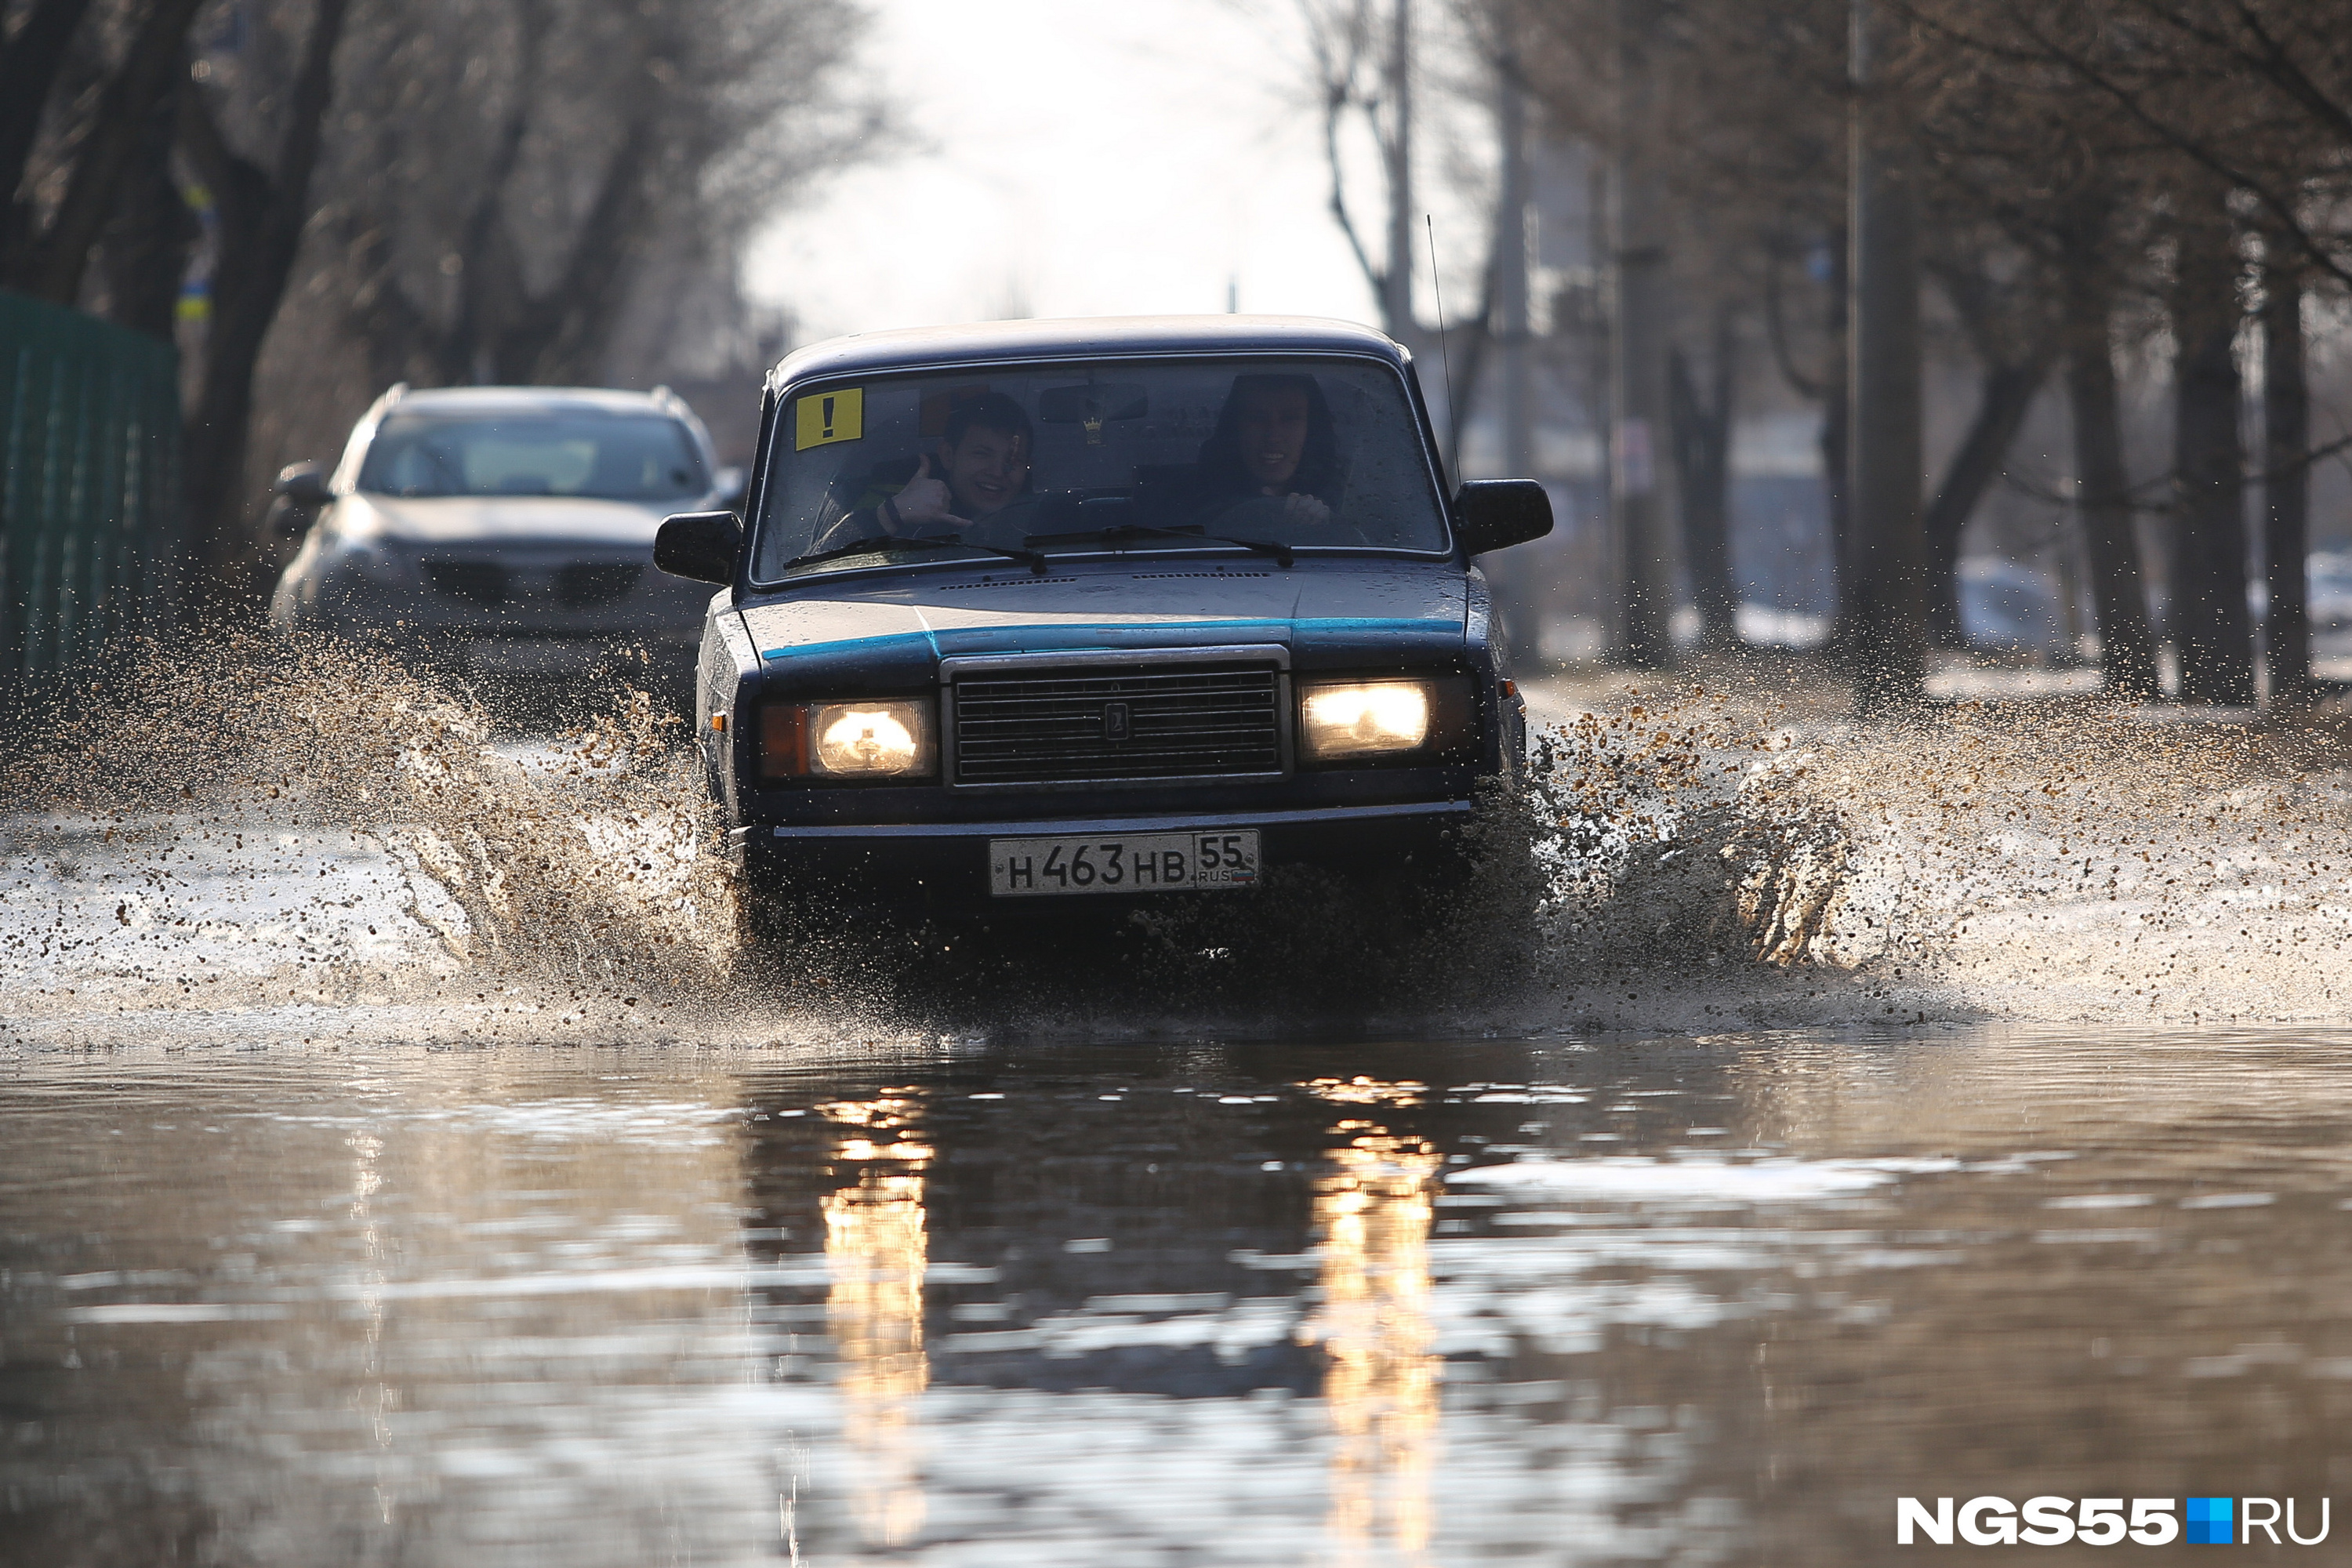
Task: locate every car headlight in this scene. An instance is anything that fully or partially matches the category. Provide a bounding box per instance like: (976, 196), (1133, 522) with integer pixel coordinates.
(759, 699), (935, 780)
(1297, 675), (1478, 764)
(1299, 679), (1432, 760)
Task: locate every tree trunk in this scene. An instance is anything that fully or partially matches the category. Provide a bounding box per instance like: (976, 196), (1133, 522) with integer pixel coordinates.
(2261, 255), (2310, 705)
(1381, 0), (1414, 343)
(2168, 180), (2256, 705)
(181, 0), (351, 609)
(1923, 354), (2047, 648)
(1819, 227), (1852, 653)
(20, 0), (207, 306)
(1609, 0), (1674, 670)
(1759, 231), (1845, 645)
(1843, 0), (1927, 712)
(97, 43), (193, 341)
(492, 109), (656, 384)
(1669, 312), (1737, 644)
(437, 0), (548, 385)
(2063, 270), (2159, 701)
(0, 0), (94, 259)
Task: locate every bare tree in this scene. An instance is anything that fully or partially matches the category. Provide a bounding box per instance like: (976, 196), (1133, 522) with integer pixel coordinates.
(1900, 11), (2168, 695)
(0, 0), (98, 260)
(2056, 193), (2161, 701)
(1668, 310), (1737, 644)
(1, 0), (205, 306)
(1293, 0), (1416, 339)
(2167, 169), (2257, 704)
(312, 0), (870, 393)
(178, 0), (350, 604)
(1936, 1), (2352, 292)
(1910, 0), (2352, 702)
(1916, 252), (2053, 650)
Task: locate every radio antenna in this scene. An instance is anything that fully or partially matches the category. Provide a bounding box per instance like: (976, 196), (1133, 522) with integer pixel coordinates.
(1425, 214), (1457, 452)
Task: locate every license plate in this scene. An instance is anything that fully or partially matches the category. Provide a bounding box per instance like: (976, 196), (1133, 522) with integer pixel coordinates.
(988, 830), (1261, 898)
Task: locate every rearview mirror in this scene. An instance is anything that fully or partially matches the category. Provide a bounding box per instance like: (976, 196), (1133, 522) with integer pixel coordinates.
(1037, 383), (1149, 425)
(274, 461), (332, 510)
(655, 510), (742, 585)
(1454, 479), (1552, 557)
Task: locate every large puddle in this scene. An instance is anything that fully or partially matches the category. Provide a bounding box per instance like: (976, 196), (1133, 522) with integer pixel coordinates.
(7, 1029), (2352, 1564)
(5, 638), (2352, 1562)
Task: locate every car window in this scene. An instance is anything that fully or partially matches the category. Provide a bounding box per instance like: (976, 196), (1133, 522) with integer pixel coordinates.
(358, 413), (708, 500)
(753, 357), (1448, 579)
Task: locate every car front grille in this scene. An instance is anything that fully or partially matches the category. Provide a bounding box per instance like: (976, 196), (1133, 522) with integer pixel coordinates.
(419, 557), (645, 611)
(952, 662), (1283, 785)
(423, 559), (510, 606)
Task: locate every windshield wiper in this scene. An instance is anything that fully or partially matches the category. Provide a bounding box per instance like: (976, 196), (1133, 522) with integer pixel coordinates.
(1022, 522), (1294, 568)
(790, 531), (1048, 574)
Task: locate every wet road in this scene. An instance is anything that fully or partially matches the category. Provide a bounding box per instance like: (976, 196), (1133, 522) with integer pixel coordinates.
(9, 1026), (2352, 1566)
(9, 647), (2352, 1563)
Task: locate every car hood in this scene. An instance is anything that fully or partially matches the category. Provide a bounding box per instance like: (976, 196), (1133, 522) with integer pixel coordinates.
(736, 557), (1468, 687)
(337, 493), (673, 547)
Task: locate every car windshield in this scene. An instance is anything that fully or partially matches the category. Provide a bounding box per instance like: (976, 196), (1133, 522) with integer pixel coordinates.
(358, 413), (709, 500)
(753, 357), (1449, 579)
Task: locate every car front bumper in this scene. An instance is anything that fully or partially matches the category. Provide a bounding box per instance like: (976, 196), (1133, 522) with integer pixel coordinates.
(728, 798), (1479, 906)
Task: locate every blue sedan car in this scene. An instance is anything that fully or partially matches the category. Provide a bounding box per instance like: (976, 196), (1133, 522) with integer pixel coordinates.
(652, 316), (1551, 935)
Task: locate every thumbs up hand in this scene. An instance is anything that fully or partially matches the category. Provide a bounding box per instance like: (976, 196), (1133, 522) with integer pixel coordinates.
(884, 452), (971, 532)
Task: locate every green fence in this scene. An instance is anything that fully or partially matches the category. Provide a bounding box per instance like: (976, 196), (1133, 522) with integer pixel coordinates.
(0, 289), (183, 704)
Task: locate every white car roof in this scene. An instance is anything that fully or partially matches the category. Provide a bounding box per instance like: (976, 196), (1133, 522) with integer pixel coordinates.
(384, 386), (679, 418)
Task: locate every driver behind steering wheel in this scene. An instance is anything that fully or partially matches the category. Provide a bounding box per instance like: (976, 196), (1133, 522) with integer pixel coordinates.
(1185, 373), (1365, 541)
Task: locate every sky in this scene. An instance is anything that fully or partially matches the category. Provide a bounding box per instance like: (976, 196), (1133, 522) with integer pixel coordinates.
(743, 1), (1408, 343)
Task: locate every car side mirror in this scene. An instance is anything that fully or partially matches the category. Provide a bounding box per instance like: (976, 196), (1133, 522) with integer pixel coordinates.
(1454, 479), (1552, 557)
(655, 510), (742, 584)
(274, 461), (333, 511)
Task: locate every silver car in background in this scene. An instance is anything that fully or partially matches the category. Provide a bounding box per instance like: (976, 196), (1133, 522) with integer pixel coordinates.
(267, 384), (735, 694)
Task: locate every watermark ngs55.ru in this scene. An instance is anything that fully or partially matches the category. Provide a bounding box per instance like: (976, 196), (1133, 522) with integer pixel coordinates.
(1896, 1496), (2330, 1545)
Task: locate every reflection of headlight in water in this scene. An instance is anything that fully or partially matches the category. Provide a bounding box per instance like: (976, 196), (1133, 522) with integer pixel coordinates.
(1306, 1125), (1441, 1557)
(825, 1114), (930, 1549)
(1299, 681), (1432, 759)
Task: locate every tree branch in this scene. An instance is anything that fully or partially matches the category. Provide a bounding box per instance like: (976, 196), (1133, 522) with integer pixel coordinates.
(24, 0), (206, 303)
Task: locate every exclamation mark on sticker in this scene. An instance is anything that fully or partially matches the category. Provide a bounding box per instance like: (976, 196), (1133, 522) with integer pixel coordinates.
(822, 396), (836, 439)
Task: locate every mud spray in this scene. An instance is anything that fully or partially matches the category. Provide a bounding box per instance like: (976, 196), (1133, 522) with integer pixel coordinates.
(3, 635), (2347, 1048)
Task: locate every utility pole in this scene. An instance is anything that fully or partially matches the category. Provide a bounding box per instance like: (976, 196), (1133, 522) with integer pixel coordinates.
(1495, 38), (1534, 481)
(1609, 0), (1673, 668)
(1845, 0), (1926, 710)
(1383, 0), (1415, 345)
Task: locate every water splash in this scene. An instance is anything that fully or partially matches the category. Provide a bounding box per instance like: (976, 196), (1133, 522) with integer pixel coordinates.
(2, 630), (749, 1041)
(5, 637), (2349, 1044)
(1511, 681), (2352, 1030)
